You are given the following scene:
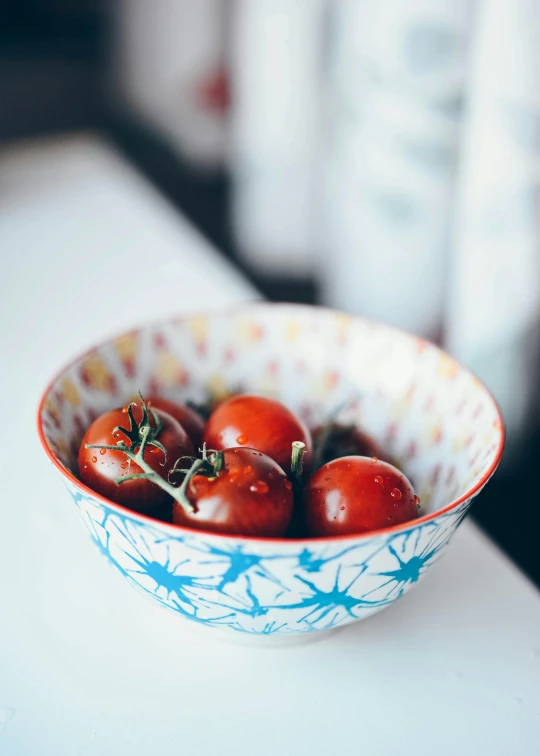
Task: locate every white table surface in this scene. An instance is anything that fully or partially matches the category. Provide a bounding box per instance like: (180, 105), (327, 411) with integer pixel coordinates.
(1, 134), (539, 756)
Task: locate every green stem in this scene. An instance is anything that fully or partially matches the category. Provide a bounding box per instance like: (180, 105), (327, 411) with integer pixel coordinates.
(211, 450), (225, 475)
(177, 457), (205, 513)
(291, 441), (306, 483)
(167, 455), (197, 482)
(138, 423), (151, 461)
(86, 443), (128, 453)
(85, 441), (195, 514)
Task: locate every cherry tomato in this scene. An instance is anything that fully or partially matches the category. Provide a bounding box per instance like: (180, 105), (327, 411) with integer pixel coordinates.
(203, 395), (312, 476)
(79, 401), (194, 514)
(304, 456), (419, 537)
(172, 447), (294, 537)
(146, 396), (205, 450)
(312, 423), (387, 469)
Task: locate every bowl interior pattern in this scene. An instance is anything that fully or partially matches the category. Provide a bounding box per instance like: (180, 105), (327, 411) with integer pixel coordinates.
(38, 304), (503, 635)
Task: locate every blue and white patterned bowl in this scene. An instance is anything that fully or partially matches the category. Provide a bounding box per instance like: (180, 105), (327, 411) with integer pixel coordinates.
(37, 303), (504, 640)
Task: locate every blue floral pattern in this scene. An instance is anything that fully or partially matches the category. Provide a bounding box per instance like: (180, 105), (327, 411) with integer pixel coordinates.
(67, 483), (470, 636)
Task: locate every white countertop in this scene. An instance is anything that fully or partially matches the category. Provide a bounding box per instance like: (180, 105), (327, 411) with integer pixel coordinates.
(1, 134), (539, 756)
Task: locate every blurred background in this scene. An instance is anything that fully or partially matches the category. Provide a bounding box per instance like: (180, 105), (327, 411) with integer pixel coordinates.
(2, 0), (540, 584)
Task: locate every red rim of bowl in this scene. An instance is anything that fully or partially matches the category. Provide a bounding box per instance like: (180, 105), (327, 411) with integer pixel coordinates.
(36, 302), (506, 545)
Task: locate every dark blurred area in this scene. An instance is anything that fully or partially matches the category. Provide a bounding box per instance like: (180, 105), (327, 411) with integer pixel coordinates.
(2, 0), (539, 586)
(0, 1), (104, 137)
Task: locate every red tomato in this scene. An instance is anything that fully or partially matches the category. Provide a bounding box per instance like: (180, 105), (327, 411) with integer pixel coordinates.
(203, 395), (312, 476)
(146, 396), (204, 449)
(304, 456), (419, 537)
(172, 447), (293, 537)
(312, 423), (387, 468)
(78, 401), (194, 514)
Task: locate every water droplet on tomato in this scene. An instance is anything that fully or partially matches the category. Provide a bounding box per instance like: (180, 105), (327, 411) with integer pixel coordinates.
(250, 480), (269, 494)
(243, 465), (252, 474)
(122, 407), (128, 413)
(100, 448), (106, 455)
(258, 452), (262, 456)
(120, 463), (127, 470)
(374, 475), (383, 485)
(91, 456), (97, 463)
(371, 456), (378, 463)
(150, 447), (161, 454)
(237, 434), (247, 444)
(414, 494), (420, 509)
(284, 480), (292, 490)
(83, 464), (88, 470)
(340, 506), (345, 511)
(267, 472), (274, 480)
(324, 477), (330, 482)
(391, 488), (402, 500)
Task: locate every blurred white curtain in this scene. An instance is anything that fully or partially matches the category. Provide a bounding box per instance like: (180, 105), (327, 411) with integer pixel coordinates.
(113, 0), (229, 169)
(447, 0), (540, 442)
(230, 0), (325, 275)
(321, 0), (473, 341)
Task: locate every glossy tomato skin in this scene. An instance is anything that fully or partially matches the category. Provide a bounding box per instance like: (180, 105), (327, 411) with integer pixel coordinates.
(304, 456), (418, 537)
(203, 395), (312, 476)
(146, 396), (205, 450)
(312, 424), (387, 469)
(172, 447), (294, 537)
(78, 402), (194, 514)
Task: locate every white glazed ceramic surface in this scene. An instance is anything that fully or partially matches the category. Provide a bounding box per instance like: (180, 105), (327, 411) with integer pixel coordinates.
(37, 304), (503, 637)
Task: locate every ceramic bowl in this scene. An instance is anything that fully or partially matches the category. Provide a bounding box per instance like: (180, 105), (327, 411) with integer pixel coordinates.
(37, 303), (504, 640)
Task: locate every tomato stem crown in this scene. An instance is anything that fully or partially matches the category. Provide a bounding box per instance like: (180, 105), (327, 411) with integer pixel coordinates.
(174, 445), (226, 513)
(85, 391), (198, 514)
